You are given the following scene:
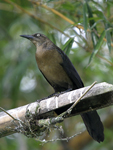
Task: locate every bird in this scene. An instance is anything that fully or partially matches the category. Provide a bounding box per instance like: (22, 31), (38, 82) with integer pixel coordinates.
(20, 33), (104, 142)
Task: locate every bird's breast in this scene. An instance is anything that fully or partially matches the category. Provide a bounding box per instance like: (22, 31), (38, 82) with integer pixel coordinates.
(35, 48), (73, 89)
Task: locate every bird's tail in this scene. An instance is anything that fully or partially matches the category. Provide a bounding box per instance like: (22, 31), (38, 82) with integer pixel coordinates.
(81, 110), (104, 142)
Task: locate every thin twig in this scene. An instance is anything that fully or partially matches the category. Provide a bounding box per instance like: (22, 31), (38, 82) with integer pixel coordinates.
(68, 81), (97, 113)
(0, 107), (17, 121)
(60, 81), (97, 117)
(35, 130), (85, 144)
(96, 54), (113, 67)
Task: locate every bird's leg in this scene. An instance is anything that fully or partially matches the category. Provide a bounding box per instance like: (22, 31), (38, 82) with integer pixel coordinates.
(37, 93), (56, 102)
(37, 88), (72, 102)
(60, 88), (72, 94)
(49, 88), (72, 97)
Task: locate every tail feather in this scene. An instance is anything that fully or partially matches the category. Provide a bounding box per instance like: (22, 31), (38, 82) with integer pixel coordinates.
(81, 110), (104, 142)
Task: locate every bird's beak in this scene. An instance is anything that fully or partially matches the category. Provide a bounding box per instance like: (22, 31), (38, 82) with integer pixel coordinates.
(20, 35), (34, 40)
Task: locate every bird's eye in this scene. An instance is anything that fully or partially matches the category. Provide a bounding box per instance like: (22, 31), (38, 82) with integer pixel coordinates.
(36, 33), (40, 37)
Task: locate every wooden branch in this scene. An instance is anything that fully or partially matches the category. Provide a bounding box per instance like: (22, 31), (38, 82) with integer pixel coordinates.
(0, 82), (113, 138)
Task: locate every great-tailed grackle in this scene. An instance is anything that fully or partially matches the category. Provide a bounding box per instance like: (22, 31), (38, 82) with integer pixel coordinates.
(20, 33), (104, 142)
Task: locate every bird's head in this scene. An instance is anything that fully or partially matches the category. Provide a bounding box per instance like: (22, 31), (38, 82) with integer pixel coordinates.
(20, 33), (48, 47)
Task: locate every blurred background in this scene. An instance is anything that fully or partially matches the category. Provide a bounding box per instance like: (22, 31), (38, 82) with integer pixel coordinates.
(0, 0), (113, 149)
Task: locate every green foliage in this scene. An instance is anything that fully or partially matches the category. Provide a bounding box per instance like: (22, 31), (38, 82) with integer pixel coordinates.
(89, 30), (105, 64)
(62, 38), (74, 55)
(105, 23), (112, 52)
(0, 0), (113, 150)
(83, 2), (88, 32)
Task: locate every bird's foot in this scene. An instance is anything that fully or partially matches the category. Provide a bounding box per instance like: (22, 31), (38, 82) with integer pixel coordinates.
(37, 93), (56, 102)
(37, 97), (48, 103)
(50, 88), (72, 97)
(59, 88), (72, 95)
(37, 88), (72, 102)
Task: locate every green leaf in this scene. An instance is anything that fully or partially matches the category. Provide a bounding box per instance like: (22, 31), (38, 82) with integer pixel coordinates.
(86, 1), (95, 27)
(105, 23), (111, 52)
(90, 19), (104, 30)
(62, 38), (74, 55)
(83, 2), (88, 32)
(88, 30), (105, 64)
(86, 1), (99, 46)
(92, 0), (103, 10)
(93, 10), (104, 19)
(61, 2), (75, 11)
(48, 32), (56, 45)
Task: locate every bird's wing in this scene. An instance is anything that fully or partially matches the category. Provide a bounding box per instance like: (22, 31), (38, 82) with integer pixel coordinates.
(56, 47), (104, 143)
(39, 69), (53, 87)
(56, 47), (84, 89)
